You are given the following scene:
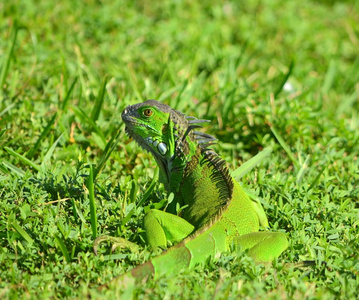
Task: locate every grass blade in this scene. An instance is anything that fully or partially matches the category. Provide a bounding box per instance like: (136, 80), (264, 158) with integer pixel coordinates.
(232, 147), (273, 181)
(40, 133), (64, 171)
(0, 163), (10, 175)
(137, 167), (159, 208)
(129, 180), (139, 204)
(72, 106), (106, 145)
(62, 77), (78, 110)
(127, 65), (143, 102)
(54, 234), (71, 263)
(338, 89), (358, 115)
(1, 161), (25, 177)
(72, 200), (87, 225)
(322, 59), (336, 94)
(91, 76), (107, 122)
(274, 59), (294, 97)
(309, 167), (326, 191)
(0, 103), (16, 118)
(121, 169), (159, 226)
(270, 126), (299, 169)
(121, 181), (139, 226)
(87, 164), (97, 239)
(93, 126), (122, 180)
(11, 221), (34, 244)
(4, 147), (41, 172)
(0, 21), (18, 91)
(0, 128), (8, 139)
(296, 154), (310, 185)
(91, 132), (106, 150)
(28, 113), (57, 159)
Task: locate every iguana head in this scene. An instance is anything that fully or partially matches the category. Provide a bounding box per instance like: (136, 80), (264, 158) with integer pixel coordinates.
(121, 100), (178, 159)
(121, 100), (216, 183)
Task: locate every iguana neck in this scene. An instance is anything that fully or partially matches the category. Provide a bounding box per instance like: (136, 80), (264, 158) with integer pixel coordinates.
(166, 128), (234, 228)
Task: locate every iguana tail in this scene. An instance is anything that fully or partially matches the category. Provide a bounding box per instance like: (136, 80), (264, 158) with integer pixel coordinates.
(101, 247), (192, 290)
(98, 219), (225, 290)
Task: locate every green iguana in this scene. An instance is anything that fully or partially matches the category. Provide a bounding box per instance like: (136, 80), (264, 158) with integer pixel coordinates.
(95, 99), (288, 288)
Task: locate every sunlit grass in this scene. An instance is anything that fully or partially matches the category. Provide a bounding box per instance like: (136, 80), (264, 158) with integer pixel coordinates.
(0, 0), (358, 298)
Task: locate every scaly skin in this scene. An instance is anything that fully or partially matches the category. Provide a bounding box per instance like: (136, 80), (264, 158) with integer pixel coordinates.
(96, 100), (288, 288)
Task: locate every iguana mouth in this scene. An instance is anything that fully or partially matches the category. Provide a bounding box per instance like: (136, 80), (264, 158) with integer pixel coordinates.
(122, 115), (148, 139)
(122, 114), (141, 128)
(122, 113), (167, 163)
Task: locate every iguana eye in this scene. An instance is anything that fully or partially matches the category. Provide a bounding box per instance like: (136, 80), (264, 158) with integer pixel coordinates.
(143, 109), (153, 117)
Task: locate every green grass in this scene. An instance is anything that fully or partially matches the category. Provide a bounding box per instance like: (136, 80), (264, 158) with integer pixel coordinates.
(1, 0), (358, 298)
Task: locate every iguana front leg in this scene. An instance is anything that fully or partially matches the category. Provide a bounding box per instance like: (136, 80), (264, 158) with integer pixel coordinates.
(93, 209), (195, 254)
(143, 209), (195, 249)
(249, 198), (269, 228)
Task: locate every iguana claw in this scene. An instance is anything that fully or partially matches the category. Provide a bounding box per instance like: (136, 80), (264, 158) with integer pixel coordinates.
(93, 235), (139, 255)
